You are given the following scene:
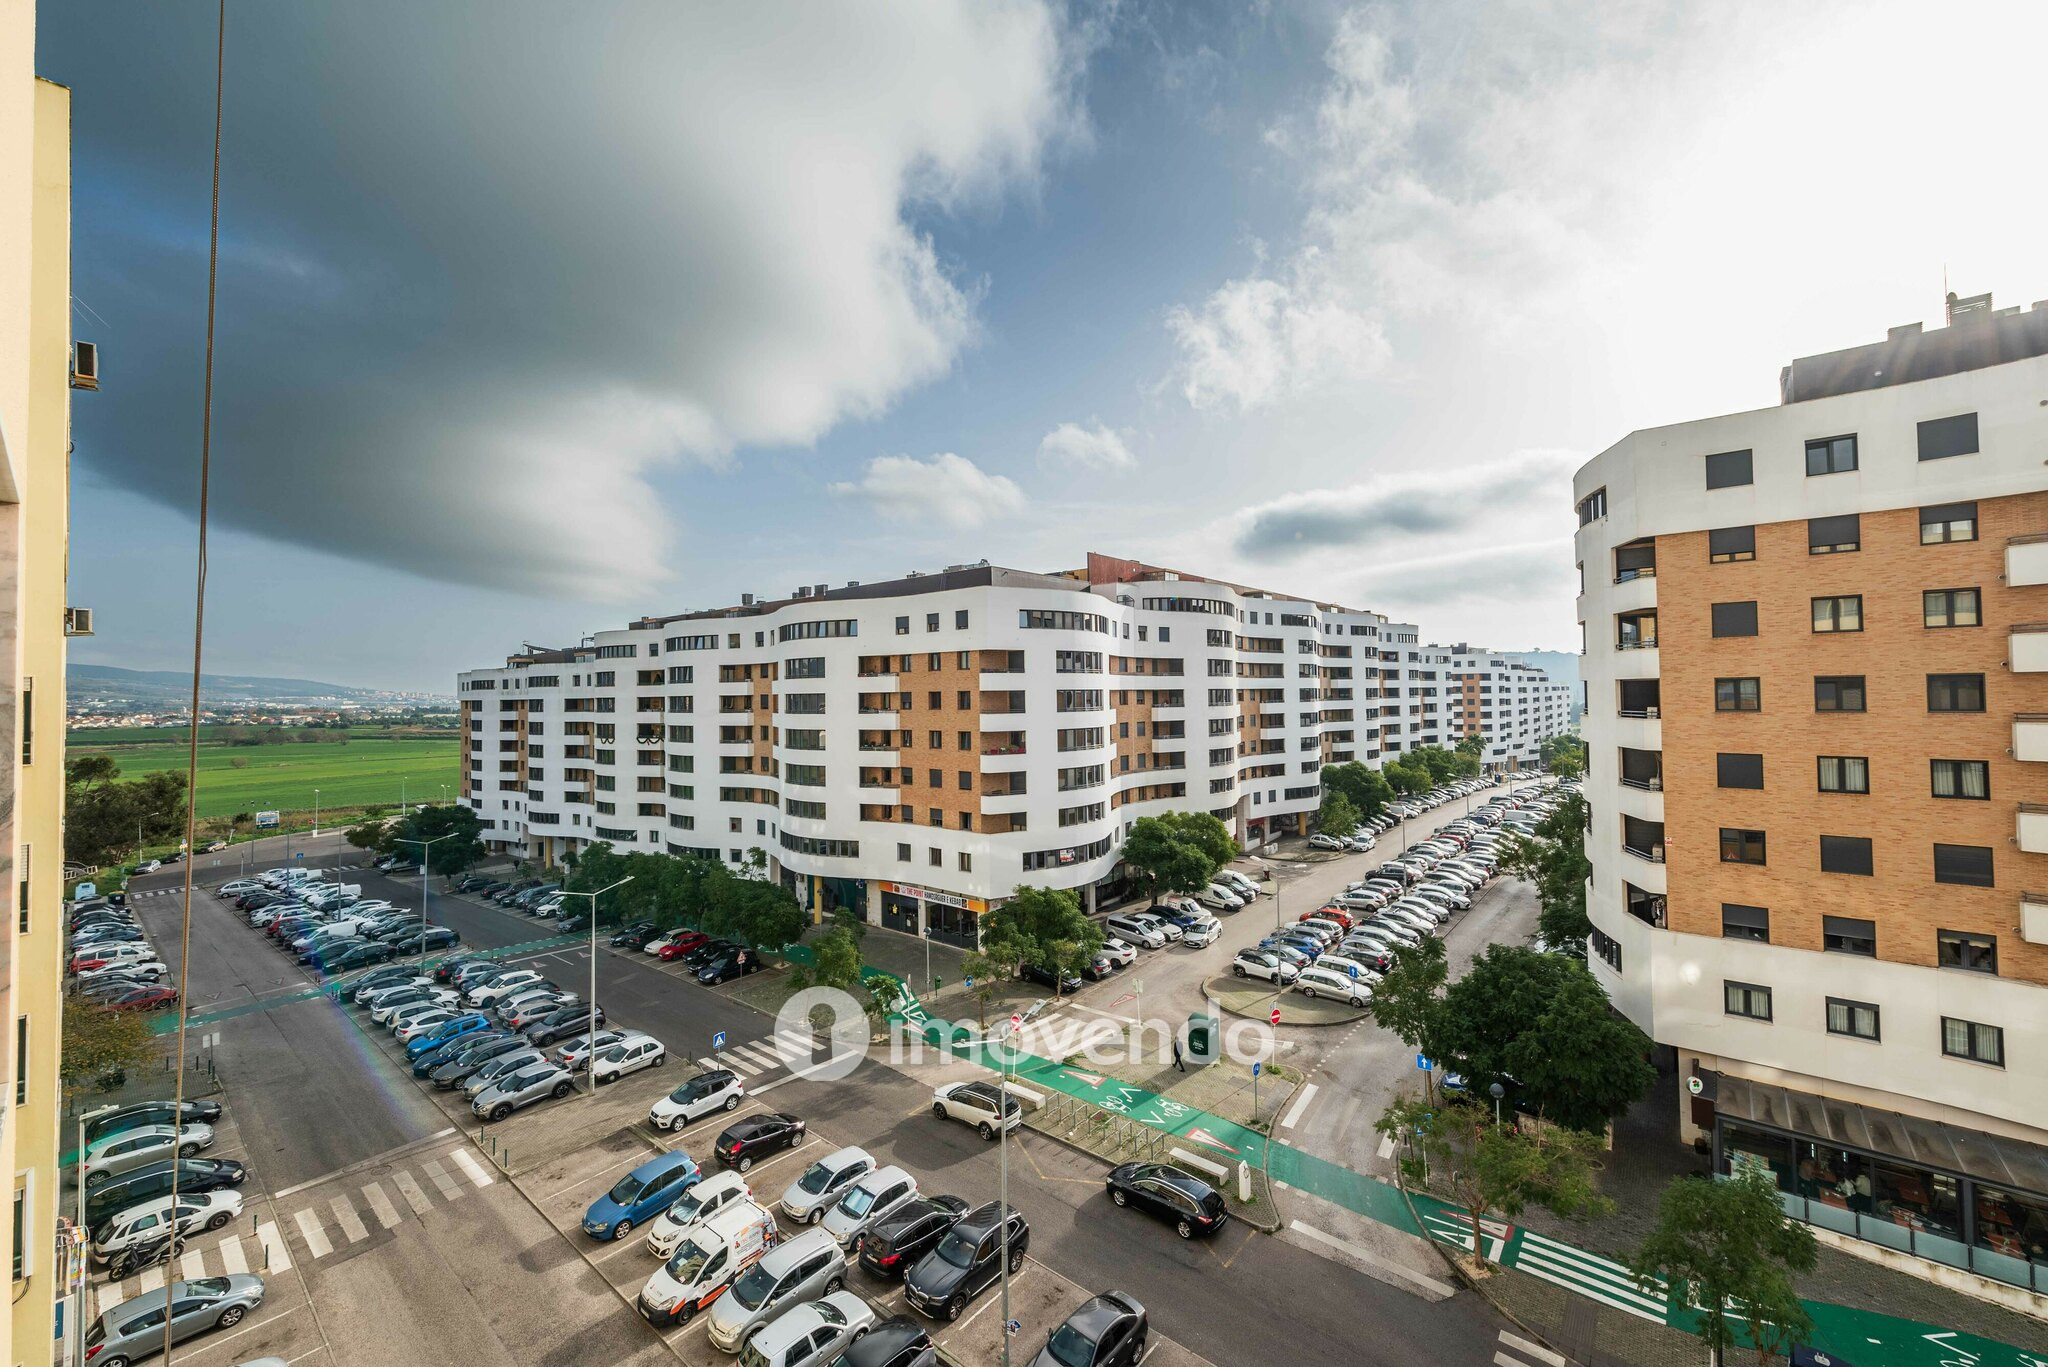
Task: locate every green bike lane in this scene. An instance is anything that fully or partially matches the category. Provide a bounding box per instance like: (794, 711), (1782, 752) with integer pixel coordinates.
(890, 993), (2044, 1367)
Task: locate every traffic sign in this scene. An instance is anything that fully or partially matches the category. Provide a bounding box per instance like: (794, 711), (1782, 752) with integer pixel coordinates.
(1006, 1320), (1021, 1337)
(713, 1031), (727, 1051)
(1346, 963), (1360, 979)
(1009, 1013), (1021, 1031)
(1687, 1075), (1703, 1096)
(1418, 1054), (1435, 1071)
(1269, 1006), (1281, 1026)
(964, 975), (973, 989)
(1252, 1061), (1261, 1078)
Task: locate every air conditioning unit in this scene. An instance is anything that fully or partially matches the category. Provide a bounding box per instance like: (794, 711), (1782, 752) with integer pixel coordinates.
(70, 341), (99, 391)
(1644, 706), (1660, 718)
(63, 606), (93, 637)
(1648, 776), (1662, 790)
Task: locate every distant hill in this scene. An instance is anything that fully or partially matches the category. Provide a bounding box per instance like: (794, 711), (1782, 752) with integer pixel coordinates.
(69, 664), (425, 707)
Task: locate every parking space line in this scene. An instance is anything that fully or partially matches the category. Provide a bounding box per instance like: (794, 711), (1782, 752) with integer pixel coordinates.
(171, 1304), (300, 1359)
(952, 1264), (1028, 1334)
(420, 1157), (463, 1201)
(392, 1170), (434, 1217)
(293, 1209), (333, 1259)
(329, 1195), (369, 1243)
(362, 1181), (401, 1229)
(256, 1220), (293, 1273)
(218, 1235), (249, 1275)
(450, 1147), (494, 1188)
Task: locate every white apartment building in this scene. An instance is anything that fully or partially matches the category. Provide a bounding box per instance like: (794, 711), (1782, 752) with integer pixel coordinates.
(459, 552), (1570, 947)
(1575, 293), (2048, 1299)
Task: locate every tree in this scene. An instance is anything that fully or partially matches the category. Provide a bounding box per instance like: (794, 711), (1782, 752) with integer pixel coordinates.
(789, 923), (891, 1033)
(959, 931), (1028, 1031)
(1497, 791), (1593, 958)
(1540, 733), (1587, 780)
(1367, 936), (1451, 1080)
(64, 756), (190, 867)
(718, 878), (807, 955)
(384, 804), (487, 875)
(62, 1001), (155, 1091)
(1120, 811), (1239, 901)
(1383, 758), (1432, 796)
(982, 885), (1103, 992)
(1317, 790), (1361, 839)
(1322, 761), (1394, 820)
(1632, 1168), (1818, 1367)
(344, 819), (390, 854)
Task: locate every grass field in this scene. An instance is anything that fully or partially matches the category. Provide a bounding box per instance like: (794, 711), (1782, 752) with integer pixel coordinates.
(67, 736), (462, 819)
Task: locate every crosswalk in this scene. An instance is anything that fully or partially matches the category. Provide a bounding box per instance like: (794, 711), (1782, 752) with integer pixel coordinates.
(1492, 1328), (1566, 1367)
(708, 1025), (869, 1082)
(93, 1145), (496, 1311)
(1510, 1228), (1668, 1323)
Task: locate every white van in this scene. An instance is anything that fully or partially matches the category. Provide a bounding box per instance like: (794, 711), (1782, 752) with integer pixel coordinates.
(637, 1197), (777, 1328)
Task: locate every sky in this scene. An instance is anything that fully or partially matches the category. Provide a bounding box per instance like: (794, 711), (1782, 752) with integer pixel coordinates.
(41, 0), (2048, 693)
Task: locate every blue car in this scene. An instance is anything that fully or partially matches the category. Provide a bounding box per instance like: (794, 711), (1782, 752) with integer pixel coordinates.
(1162, 908), (1207, 931)
(582, 1150), (700, 1241)
(405, 1012), (491, 1058)
(411, 1029), (509, 1077)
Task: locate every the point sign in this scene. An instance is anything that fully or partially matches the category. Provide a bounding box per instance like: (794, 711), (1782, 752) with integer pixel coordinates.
(1269, 1005), (1281, 1026)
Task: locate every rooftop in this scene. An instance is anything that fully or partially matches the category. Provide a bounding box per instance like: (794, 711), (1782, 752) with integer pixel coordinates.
(1780, 291), (2048, 404)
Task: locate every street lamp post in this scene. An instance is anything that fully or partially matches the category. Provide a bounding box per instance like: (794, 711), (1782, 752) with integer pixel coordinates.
(393, 831), (455, 962)
(313, 788), (321, 838)
(1489, 1080), (1505, 1128)
(560, 875), (632, 1094)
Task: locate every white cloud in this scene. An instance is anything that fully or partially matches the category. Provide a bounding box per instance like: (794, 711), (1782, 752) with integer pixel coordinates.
(1037, 420), (1137, 471)
(831, 453), (1026, 529)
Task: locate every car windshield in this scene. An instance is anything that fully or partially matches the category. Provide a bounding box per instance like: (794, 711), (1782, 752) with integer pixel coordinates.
(797, 1161), (836, 1195)
(837, 1186), (877, 1218)
(935, 1229), (977, 1268)
(608, 1173), (648, 1204)
(729, 1262), (775, 1309)
(664, 1238), (713, 1282)
(666, 1188), (707, 1223)
(1046, 1324), (1099, 1367)
(185, 1277), (230, 1295)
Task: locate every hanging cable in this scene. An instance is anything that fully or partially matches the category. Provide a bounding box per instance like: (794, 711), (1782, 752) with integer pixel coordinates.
(163, 2), (225, 1362)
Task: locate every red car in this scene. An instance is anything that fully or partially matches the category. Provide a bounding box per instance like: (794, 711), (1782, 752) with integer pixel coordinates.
(110, 986), (178, 1011)
(657, 932), (709, 962)
(1307, 908), (1355, 931)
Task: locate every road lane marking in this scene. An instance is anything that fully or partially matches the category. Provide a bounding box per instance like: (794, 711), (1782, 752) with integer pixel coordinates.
(392, 1170), (434, 1216)
(721, 1055), (763, 1077)
(451, 1147), (494, 1188)
(420, 1157), (463, 1201)
(137, 1266), (164, 1295)
(1279, 1082), (1319, 1130)
(272, 1126), (458, 1198)
(1287, 1220), (1456, 1300)
(362, 1181), (401, 1229)
(255, 1220), (292, 1272)
(218, 1235), (249, 1275)
(330, 1195), (369, 1243)
(97, 1284), (127, 1311)
(179, 1249), (207, 1279)
(293, 1209), (332, 1259)
(1499, 1331), (1566, 1367)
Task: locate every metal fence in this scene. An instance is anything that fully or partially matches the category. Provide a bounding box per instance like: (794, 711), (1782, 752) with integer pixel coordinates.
(1030, 1093), (1176, 1165)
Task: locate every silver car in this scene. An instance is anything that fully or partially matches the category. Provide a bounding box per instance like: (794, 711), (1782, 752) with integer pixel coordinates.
(84, 1275), (266, 1367)
(778, 1146), (874, 1224)
(471, 1060), (573, 1121)
(820, 1165), (918, 1252)
(705, 1228), (848, 1353)
(463, 1048), (546, 1100)
(81, 1124), (214, 1188)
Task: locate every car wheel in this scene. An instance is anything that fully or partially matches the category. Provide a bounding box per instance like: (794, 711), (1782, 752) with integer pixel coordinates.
(100, 1357), (130, 1367)
(654, 1053), (667, 1067)
(84, 1170), (108, 1188)
(737, 1156), (753, 1173)
(1110, 1188), (1127, 1207)
(932, 1102), (948, 1120)
(1176, 1219), (1194, 1239)
(945, 1295), (965, 1322)
(491, 1103), (512, 1121)
(825, 1275), (844, 1293)
(552, 1081), (572, 1099)
(611, 1219), (634, 1242)
(206, 1210), (231, 1231)
(723, 1094), (739, 1111)
(1008, 1246), (1025, 1273)
(808, 1208), (824, 1225)
(179, 1142), (200, 1157)
(216, 1305), (246, 1329)
(1233, 965), (1247, 978)
(1301, 986), (1316, 998)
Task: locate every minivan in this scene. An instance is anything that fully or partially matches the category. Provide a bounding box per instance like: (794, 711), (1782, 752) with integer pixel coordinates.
(705, 1227), (848, 1352)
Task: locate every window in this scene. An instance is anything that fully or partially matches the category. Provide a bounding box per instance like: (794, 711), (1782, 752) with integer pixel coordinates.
(1930, 759), (1988, 800)
(956, 610), (969, 630)
(1917, 411), (1979, 461)
(1704, 449), (1753, 489)
(1822, 914), (1876, 955)
(1826, 999), (1880, 1041)
(1721, 903), (1770, 943)
(925, 613), (940, 632)
(1923, 588), (1980, 628)
(1920, 501), (1977, 544)
(959, 852), (972, 871)
(1813, 675), (1865, 712)
(15, 843), (26, 936)
(1805, 434), (1858, 475)
(1716, 753), (1763, 789)
(1724, 981), (1773, 1021)
(1819, 835), (1873, 876)
(1807, 513), (1859, 554)
(1941, 1017), (2004, 1067)
(1590, 928), (1622, 972)
(13, 1015), (24, 1105)
(1708, 526), (1756, 562)
(1719, 828), (1766, 865)
(896, 843), (910, 863)
(1711, 601), (1758, 637)
(929, 847), (942, 866)
(18, 676), (29, 765)
(1933, 843), (1994, 887)
(1816, 756), (1868, 794)
(1715, 677), (1760, 711)
(1811, 596), (1862, 633)
(1927, 673), (1985, 712)
(895, 616), (909, 635)
(777, 619), (856, 642)
(1938, 930), (1997, 974)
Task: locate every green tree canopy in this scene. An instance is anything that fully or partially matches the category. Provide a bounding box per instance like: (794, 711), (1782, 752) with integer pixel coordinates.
(1540, 733), (1587, 780)
(1317, 790), (1362, 838)
(344, 819), (391, 853)
(386, 803), (488, 875)
(65, 755), (189, 867)
(983, 885), (1104, 994)
(1366, 936), (1451, 1067)
(1322, 761), (1394, 820)
(1632, 1168), (1818, 1367)
(62, 1001), (155, 1091)
(1497, 790), (1593, 958)
(1120, 811), (1240, 899)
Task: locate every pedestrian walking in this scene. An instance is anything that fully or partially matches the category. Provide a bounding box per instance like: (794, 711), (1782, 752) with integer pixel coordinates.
(1172, 1036), (1185, 1071)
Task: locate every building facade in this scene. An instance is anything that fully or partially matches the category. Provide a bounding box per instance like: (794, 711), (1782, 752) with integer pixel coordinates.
(1575, 296), (2048, 1297)
(460, 552), (1569, 948)
(1, 1), (73, 1355)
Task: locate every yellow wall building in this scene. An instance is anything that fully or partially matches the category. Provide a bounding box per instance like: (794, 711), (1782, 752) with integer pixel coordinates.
(2, 0), (74, 1359)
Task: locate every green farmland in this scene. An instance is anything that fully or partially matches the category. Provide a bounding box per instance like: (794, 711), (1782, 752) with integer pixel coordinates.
(66, 735), (462, 819)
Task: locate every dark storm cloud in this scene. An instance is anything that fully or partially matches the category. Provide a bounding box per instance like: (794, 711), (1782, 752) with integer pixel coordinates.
(1232, 450), (1578, 560)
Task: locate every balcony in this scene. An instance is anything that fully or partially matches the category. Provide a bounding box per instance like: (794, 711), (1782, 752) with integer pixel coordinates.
(980, 650), (1026, 674)
(2020, 803), (2048, 855)
(2023, 891), (2048, 946)
(2011, 624), (2048, 673)
(858, 730), (900, 755)
(981, 774), (1028, 797)
(1623, 882), (1667, 929)
(1615, 610), (1658, 652)
(1621, 814), (1665, 865)
(857, 693), (900, 717)
(981, 731), (1027, 761)
(980, 691), (1027, 717)
(2015, 715), (2048, 763)
(2007, 532), (2048, 588)
(981, 813), (1028, 835)
(859, 803), (909, 824)
(857, 655), (898, 679)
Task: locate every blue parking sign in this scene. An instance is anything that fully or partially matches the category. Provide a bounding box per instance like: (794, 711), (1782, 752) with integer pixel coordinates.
(1417, 1054), (1434, 1071)
(1346, 963), (1360, 979)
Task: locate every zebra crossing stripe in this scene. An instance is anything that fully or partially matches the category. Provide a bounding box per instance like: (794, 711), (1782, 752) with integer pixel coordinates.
(97, 1284), (127, 1312)
(721, 1054), (762, 1077)
(137, 1266), (164, 1295)
(1512, 1231), (1666, 1321)
(293, 1208), (332, 1259)
(1498, 1330), (1565, 1367)
(255, 1220), (292, 1273)
(450, 1147), (494, 1188)
(363, 1181), (401, 1229)
(731, 1042), (781, 1069)
(330, 1195), (369, 1243)
(218, 1235), (248, 1275)
(178, 1250), (206, 1279)
(392, 1170), (434, 1216)
(421, 1157), (463, 1201)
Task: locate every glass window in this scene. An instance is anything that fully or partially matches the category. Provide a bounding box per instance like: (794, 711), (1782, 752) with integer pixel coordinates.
(1711, 601), (1758, 637)
(1820, 836), (1874, 876)
(1724, 981), (1773, 1020)
(1917, 412), (1979, 461)
(1704, 449), (1753, 489)
(1816, 756), (1868, 794)
(1721, 903), (1769, 942)
(1811, 596), (1862, 632)
(1971, 1185), (2048, 1264)
(1822, 914), (1876, 955)
(1923, 588), (1981, 628)
(1933, 843), (1994, 888)
(1805, 434), (1858, 475)
(1872, 1161), (1961, 1238)
(1919, 501), (1977, 544)
(1814, 676), (1865, 712)
(1937, 930), (1997, 974)
(1941, 1017), (2004, 1067)
(1719, 828), (1766, 865)
(1826, 998), (1880, 1041)
(1930, 759), (1988, 800)
(1715, 677), (1760, 711)
(1716, 753), (1764, 789)
(1708, 526), (1756, 562)
(1719, 1122), (1795, 1191)
(1927, 673), (1985, 712)
(1808, 514), (1860, 554)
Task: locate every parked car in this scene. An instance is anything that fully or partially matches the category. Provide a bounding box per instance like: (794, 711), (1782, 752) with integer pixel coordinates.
(81, 1125), (214, 1187)
(695, 951), (760, 985)
(837, 1317), (937, 1367)
(778, 1146), (873, 1225)
(705, 1227), (849, 1354)
(609, 921), (658, 949)
(1293, 965), (1373, 1007)
(412, 1029), (512, 1078)
(428, 1034), (531, 1088)
(82, 1101), (222, 1148)
(742, 1291), (876, 1367)
(1104, 1162), (1229, 1240)
(821, 1164), (918, 1252)
(644, 1170), (755, 1260)
(109, 985), (179, 1012)
(858, 1194), (971, 1281)
(1102, 914), (1164, 950)
(1230, 949), (1297, 984)
(84, 1275), (267, 1367)
(90, 1191), (243, 1268)
(902, 1201), (1028, 1322)
(555, 1027), (632, 1072)
(637, 1197), (779, 1327)
(524, 1002), (607, 1047)
(1019, 961), (1081, 995)
(648, 1068), (744, 1131)
(716, 1112), (807, 1174)
(470, 1060), (574, 1121)
(84, 1159), (246, 1228)
(931, 1081), (1021, 1140)
(584, 1151), (702, 1241)
(462, 1049), (548, 1100)
(1307, 833), (1346, 851)
(590, 1032), (667, 1084)
(1026, 1292), (1149, 1367)
(1099, 938), (1136, 969)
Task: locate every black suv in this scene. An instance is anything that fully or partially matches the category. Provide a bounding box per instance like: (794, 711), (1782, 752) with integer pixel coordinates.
(903, 1201), (1028, 1321)
(1020, 961), (1082, 995)
(859, 1195), (970, 1280)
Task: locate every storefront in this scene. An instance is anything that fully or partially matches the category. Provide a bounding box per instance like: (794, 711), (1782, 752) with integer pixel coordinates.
(877, 881), (993, 951)
(1710, 1075), (2048, 1294)
(879, 888), (921, 936)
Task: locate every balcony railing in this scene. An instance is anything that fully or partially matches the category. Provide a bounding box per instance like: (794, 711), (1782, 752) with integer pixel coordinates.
(1619, 775), (1664, 791)
(1615, 638), (1659, 651)
(1622, 843), (1666, 863)
(1613, 566), (1657, 583)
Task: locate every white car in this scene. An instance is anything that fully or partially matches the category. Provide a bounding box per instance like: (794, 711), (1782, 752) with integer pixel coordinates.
(382, 999), (454, 1033)
(218, 880), (263, 896)
(78, 959), (168, 983)
(90, 1191), (244, 1267)
(931, 1081), (1021, 1139)
(368, 989), (454, 1024)
(645, 1170), (754, 1259)
(744, 1291), (875, 1367)
(1194, 888), (1238, 915)
(591, 1033), (667, 1085)
(394, 1008), (459, 1043)
(1231, 949), (1297, 984)
(1099, 938), (1137, 969)
(647, 1067), (744, 1132)
(1181, 918), (1221, 948)
(135, 860), (162, 873)
(465, 970), (545, 1007)
(1215, 872), (1259, 899)
(1136, 912), (1183, 943)
(556, 1027), (632, 1071)
(779, 1146), (875, 1224)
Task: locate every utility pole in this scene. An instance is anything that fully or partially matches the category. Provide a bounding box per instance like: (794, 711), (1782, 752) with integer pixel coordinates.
(393, 831), (454, 963)
(564, 875), (632, 1093)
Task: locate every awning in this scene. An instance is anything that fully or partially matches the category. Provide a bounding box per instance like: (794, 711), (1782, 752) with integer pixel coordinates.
(1717, 1075), (2048, 1197)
